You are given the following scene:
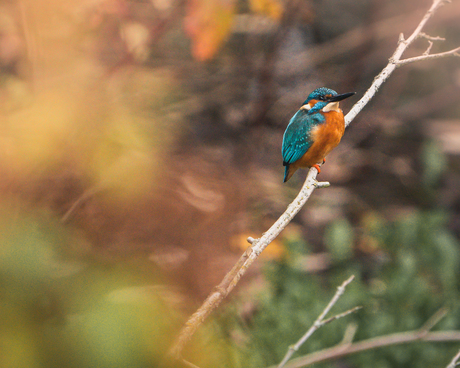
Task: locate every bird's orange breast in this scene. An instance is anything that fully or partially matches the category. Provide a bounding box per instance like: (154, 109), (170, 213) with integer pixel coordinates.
(296, 111), (345, 168)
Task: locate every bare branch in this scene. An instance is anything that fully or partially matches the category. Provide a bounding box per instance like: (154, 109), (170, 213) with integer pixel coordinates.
(273, 308), (455, 368)
(446, 350), (460, 368)
(345, 0), (458, 127)
(419, 32), (446, 41)
(273, 331), (460, 368)
(395, 46), (460, 66)
(277, 276), (358, 368)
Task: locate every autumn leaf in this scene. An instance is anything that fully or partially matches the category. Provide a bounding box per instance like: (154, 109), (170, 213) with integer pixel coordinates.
(184, 0), (236, 61)
(249, 0), (283, 20)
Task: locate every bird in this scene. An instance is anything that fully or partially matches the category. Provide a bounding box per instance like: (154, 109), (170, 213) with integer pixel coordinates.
(282, 87), (355, 182)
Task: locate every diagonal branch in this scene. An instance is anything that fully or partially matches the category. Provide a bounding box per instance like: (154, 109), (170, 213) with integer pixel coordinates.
(167, 0), (459, 361)
(167, 167), (324, 359)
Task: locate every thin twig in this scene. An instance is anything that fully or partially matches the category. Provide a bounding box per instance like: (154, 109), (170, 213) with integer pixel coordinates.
(182, 359), (202, 368)
(418, 32), (445, 41)
(419, 307), (448, 333)
(394, 46), (460, 66)
(321, 306), (362, 326)
(339, 323), (358, 346)
(61, 186), (105, 223)
(423, 40), (434, 55)
(446, 350), (460, 368)
(277, 276), (358, 368)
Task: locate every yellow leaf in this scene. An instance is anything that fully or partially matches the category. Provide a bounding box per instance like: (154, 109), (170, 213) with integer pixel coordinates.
(249, 0), (283, 20)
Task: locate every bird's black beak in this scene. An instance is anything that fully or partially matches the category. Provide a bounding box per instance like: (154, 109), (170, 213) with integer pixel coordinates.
(328, 92), (356, 102)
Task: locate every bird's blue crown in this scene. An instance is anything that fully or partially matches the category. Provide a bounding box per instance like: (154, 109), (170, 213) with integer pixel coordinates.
(303, 87), (338, 105)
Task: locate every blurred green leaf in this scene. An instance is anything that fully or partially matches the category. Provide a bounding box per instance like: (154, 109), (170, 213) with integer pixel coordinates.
(325, 218), (354, 262)
(421, 140), (447, 188)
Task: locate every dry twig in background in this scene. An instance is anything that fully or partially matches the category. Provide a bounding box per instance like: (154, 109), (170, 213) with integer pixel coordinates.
(277, 275), (360, 368)
(273, 308), (452, 368)
(446, 350), (460, 368)
(167, 0), (460, 361)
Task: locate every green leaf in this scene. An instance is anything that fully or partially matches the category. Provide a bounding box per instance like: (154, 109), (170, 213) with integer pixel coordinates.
(325, 218), (354, 262)
(421, 140), (447, 188)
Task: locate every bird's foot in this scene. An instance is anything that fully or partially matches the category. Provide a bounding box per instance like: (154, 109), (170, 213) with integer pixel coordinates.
(313, 164), (321, 173)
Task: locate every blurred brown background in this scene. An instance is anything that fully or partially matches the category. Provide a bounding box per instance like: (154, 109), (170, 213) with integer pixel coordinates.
(0, 0), (459, 366)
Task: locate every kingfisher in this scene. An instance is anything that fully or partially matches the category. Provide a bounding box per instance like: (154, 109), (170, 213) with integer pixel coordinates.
(282, 87), (355, 182)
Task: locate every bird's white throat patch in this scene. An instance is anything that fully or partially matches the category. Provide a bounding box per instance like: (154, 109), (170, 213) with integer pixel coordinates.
(300, 103), (311, 111)
(322, 101), (340, 113)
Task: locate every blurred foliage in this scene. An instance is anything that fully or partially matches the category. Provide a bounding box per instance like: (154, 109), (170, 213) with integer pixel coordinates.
(0, 204), (172, 368)
(0, 202), (238, 368)
(325, 218), (354, 262)
(421, 140), (447, 189)
(219, 209), (460, 367)
(214, 130), (460, 368)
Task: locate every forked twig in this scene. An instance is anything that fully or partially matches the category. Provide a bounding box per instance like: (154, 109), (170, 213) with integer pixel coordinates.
(446, 350), (460, 368)
(272, 307), (450, 368)
(277, 276), (360, 368)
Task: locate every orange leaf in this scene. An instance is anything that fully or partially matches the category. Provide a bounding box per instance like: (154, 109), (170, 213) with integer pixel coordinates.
(185, 0), (236, 61)
(249, 0), (283, 20)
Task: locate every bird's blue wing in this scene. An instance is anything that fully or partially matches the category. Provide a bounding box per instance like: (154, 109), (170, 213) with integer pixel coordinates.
(282, 111), (324, 165)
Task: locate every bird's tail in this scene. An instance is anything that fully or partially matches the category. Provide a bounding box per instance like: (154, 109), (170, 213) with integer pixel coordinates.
(283, 165), (291, 183)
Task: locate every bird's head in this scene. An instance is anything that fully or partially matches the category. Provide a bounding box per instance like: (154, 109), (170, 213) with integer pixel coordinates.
(300, 87), (355, 114)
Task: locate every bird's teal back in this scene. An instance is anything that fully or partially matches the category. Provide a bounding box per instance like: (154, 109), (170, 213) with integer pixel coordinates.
(282, 110), (325, 166)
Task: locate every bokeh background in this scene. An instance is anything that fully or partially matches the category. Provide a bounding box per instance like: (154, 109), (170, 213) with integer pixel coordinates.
(0, 0), (460, 367)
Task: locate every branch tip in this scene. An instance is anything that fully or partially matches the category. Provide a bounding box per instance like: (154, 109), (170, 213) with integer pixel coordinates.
(419, 32), (445, 41)
(446, 350), (460, 368)
(247, 237), (255, 244)
(315, 181), (331, 189)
